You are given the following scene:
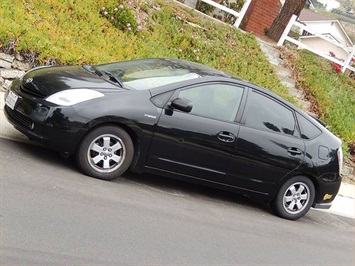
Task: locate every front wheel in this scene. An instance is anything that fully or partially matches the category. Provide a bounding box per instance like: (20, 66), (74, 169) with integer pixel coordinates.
(271, 176), (315, 220)
(76, 126), (134, 180)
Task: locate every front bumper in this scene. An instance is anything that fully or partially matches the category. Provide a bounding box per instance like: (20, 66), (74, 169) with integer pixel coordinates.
(4, 87), (90, 156)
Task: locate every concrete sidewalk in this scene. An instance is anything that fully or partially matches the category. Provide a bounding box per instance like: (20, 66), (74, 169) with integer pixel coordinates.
(0, 91), (354, 219)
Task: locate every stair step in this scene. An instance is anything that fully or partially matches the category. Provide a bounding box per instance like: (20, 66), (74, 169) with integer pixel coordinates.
(272, 63), (293, 78)
(269, 57), (284, 66)
(306, 111), (319, 119)
(280, 77), (296, 89)
(288, 87), (303, 99)
(259, 44), (283, 66)
(298, 99), (312, 111)
(257, 40), (281, 59)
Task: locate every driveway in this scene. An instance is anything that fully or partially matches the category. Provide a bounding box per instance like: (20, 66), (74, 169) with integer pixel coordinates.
(0, 137), (354, 264)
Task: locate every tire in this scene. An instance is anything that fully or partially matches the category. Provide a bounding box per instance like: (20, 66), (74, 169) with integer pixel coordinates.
(271, 176), (315, 220)
(76, 126), (134, 181)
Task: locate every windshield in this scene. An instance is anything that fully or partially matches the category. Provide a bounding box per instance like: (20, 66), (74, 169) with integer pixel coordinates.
(92, 59), (206, 90)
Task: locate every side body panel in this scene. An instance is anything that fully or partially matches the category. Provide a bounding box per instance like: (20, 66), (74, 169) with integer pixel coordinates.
(147, 109), (239, 183)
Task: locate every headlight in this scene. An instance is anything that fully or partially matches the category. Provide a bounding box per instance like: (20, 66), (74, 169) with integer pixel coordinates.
(46, 89), (104, 106)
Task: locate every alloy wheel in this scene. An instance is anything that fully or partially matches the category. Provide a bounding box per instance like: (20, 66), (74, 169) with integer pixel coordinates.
(87, 134), (126, 173)
(282, 182), (310, 215)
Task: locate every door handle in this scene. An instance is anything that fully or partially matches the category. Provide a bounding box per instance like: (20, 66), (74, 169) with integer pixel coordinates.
(217, 132), (235, 143)
(287, 147), (303, 156)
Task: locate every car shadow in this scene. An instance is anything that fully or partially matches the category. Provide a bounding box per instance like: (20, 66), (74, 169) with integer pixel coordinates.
(4, 138), (270, 215)
(2, 138), (78, 171)
(120, 170), (271, 214)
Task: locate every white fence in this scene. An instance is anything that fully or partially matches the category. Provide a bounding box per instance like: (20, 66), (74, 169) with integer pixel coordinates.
(278, 14), (355, 73)
(185, 0), (252, 28)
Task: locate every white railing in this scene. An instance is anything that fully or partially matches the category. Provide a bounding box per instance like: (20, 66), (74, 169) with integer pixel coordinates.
(278, 14), (355, 73)
(196, 0), (252, 28)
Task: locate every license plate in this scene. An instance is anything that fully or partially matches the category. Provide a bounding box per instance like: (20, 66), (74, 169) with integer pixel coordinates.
(5, 91), (19, 110)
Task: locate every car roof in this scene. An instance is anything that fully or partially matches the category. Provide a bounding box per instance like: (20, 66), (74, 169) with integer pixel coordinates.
(158, 58), (231, 78)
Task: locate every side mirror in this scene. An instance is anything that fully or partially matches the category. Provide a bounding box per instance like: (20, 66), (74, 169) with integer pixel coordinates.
(170, 98), (193, 113)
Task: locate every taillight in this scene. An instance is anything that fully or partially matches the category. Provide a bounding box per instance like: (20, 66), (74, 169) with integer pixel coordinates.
(337, 148), (343, 175)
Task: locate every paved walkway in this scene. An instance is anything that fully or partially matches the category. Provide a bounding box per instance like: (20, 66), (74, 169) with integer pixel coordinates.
(0, 91), (354, 219)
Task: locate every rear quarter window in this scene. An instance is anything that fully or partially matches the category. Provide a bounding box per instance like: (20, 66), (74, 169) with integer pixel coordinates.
(296, 113), (322, 140)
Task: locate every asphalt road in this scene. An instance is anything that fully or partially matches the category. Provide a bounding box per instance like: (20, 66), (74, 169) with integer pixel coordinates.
(1, 138), (354, 265)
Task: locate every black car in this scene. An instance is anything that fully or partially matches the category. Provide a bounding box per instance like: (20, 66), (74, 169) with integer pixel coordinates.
(4, 58), (343, 220)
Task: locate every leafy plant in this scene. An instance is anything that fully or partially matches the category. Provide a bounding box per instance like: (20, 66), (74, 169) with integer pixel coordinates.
(196, 0), (215, 15)
(216, 0), (245, 24)
(100, 2), (139, 33)
(196, 0), (245, 25)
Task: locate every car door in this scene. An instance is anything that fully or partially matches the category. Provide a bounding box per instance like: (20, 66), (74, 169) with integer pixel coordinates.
(226, 90), (305, 195)
(147, 83), (245, 183)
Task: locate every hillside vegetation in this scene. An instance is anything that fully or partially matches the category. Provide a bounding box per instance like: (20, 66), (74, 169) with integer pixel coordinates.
(0, 0), (286, 96)
(294, 50), (355, 155)
(0, 0), (354, 156)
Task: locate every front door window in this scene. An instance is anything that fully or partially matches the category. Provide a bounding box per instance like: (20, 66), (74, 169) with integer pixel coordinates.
(178, 83), (244, 122)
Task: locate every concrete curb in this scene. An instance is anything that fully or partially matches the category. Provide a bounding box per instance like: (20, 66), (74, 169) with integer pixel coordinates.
(324, 182), (355, 219)
(1, 91), (354, 218)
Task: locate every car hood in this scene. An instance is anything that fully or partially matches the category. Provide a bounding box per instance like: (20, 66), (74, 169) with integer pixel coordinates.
(21, 65), (119, 97)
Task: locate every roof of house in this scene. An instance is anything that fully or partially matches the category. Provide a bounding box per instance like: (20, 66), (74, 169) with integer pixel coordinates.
(299, 9), (336, 21)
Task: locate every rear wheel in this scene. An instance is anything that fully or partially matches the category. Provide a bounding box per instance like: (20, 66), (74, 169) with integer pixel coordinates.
(271, 176), (315, 220)
(76, 126), (134, 180)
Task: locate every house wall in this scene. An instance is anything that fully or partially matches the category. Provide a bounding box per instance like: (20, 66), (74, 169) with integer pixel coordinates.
(299, 38), (349, 60)
(303, 21), (350, 44)
(241, 0), (281, 35)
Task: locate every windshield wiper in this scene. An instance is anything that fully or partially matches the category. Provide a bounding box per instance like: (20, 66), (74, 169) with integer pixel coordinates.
(89, 66), (123, 87)
(83, 65), (105, 77)
(102, 71), (123, 87)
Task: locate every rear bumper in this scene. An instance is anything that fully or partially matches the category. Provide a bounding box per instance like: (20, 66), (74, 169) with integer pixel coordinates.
(312, 173), (342, 208)
(312, 202), (332, 209)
